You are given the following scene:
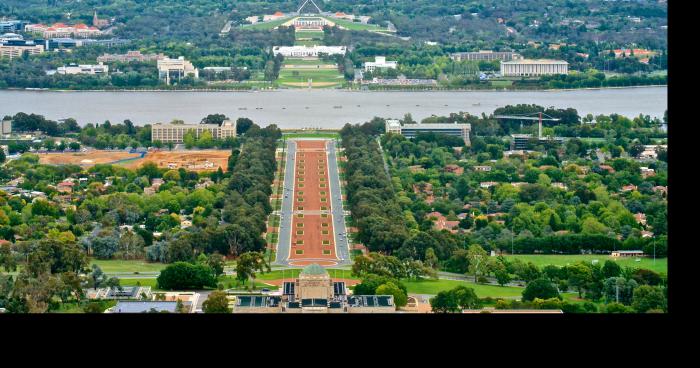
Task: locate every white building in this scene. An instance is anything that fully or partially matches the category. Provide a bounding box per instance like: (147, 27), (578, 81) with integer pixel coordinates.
(151, 120), (237, 144)
(56, 62), (109, 75)
(272, 45), (346, 58)
(500, 59), (568, 76)
(157, 56), (199, 85)
(451, 50), (522, 62)
(364, 56), (398, 72)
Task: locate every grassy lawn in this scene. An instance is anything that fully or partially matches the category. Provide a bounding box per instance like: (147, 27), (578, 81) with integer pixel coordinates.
(402, 278), (524, 298)
(491, 80), (514, 87)
(326, 17), (387, 31)
(503, 254), (667, 275)
(117, 278), (159, 289)
(241, 17), (291, 30)
(252, 268), (356, 281)
(90, 259), (166, 273)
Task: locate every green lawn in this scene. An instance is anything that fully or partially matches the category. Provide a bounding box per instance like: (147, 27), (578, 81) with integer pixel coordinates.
(295, 30), (325, 39)
(326, 17), (388, 32)
(503, 254), (667, 275)
(117, 278), (159, 289)
(491, 80), (514, 87)
(253, 268), (356, 281)
(283, 58), (329, 66)
(402, 278), (524, 298)
(90, 259), (166, 273)
(241, 17), (292, 30)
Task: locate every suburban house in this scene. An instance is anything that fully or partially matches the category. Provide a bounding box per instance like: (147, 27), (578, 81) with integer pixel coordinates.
(444, 164), (464, 175)
(634, 213), (647, 225)
(426, 211), (460, 233)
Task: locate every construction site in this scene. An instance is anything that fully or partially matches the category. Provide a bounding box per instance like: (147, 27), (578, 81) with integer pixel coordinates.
(38, 149), (231, 172)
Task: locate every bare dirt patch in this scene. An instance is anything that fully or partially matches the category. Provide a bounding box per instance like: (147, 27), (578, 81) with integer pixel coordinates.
(120, 150), (231, 172)
(38, 151), (142, 166)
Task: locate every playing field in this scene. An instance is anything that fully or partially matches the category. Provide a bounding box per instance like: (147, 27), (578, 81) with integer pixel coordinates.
(503, 254), (668, 274)
(120, 150), (231, 172)
(38, 150), (142, 166)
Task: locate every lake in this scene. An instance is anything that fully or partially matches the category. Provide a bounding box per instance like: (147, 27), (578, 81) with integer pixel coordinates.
(0, 87), (667, 128)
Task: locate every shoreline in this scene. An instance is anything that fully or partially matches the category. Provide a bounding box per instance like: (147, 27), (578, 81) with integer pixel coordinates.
(2, 84), (667, 93)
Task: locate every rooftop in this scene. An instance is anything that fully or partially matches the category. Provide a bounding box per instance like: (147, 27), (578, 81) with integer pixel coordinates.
(300, 263), (328, 276)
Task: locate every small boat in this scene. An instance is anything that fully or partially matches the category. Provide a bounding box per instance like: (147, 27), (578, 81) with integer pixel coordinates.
(333, 105), (342, 109)
(238, 107), (247, 110)
(473, 102), (481, 106)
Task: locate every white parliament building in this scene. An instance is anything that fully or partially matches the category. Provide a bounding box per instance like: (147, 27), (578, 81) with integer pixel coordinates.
(272, 45), (346, 58)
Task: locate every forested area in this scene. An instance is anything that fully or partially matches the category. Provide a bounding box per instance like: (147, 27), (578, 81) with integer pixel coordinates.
(0, 121), (281, 312)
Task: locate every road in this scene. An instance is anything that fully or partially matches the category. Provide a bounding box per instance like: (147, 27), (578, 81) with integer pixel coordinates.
(327, 139), (351, 265)
(273, 139), (297, 266)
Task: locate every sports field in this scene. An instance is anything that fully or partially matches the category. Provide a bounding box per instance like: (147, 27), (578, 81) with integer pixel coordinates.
(278, 61), (345, 88)
(503, 254), (667, 274)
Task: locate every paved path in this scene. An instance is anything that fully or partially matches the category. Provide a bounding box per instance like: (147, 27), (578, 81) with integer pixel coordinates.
(272, 139), (351, 267)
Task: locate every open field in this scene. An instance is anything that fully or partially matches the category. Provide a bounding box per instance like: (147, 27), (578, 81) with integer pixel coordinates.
(324, 17), (390, 32)
(120, 150), (231, 172)
(503, 254), (667, 274)
(38, 150), (142, 166)
(279, 58), (344, 88)
(240, 17), (291, 30)
(38, 149), (231, 172)
(90, 259), (167, 273)
(402, 278), (524, 298)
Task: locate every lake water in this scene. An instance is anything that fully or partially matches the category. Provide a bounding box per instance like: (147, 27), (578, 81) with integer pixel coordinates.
(0, 87), (667, 128)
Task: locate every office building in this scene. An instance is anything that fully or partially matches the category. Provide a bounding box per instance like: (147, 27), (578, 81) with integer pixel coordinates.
(151, 120), (237, 143)
(0, 39), (44, 59)
(363, 56), (398, 72)
(451, 50), (522, 62)
(385, 119), (471, 145)
(500, 59), (568, 76)
(56, 62), (109, 75)
(0, 20), (28, 33)
(272, 45), (346, 58)
(97, 50), (166, 63)
(157, 56), (199, 84)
